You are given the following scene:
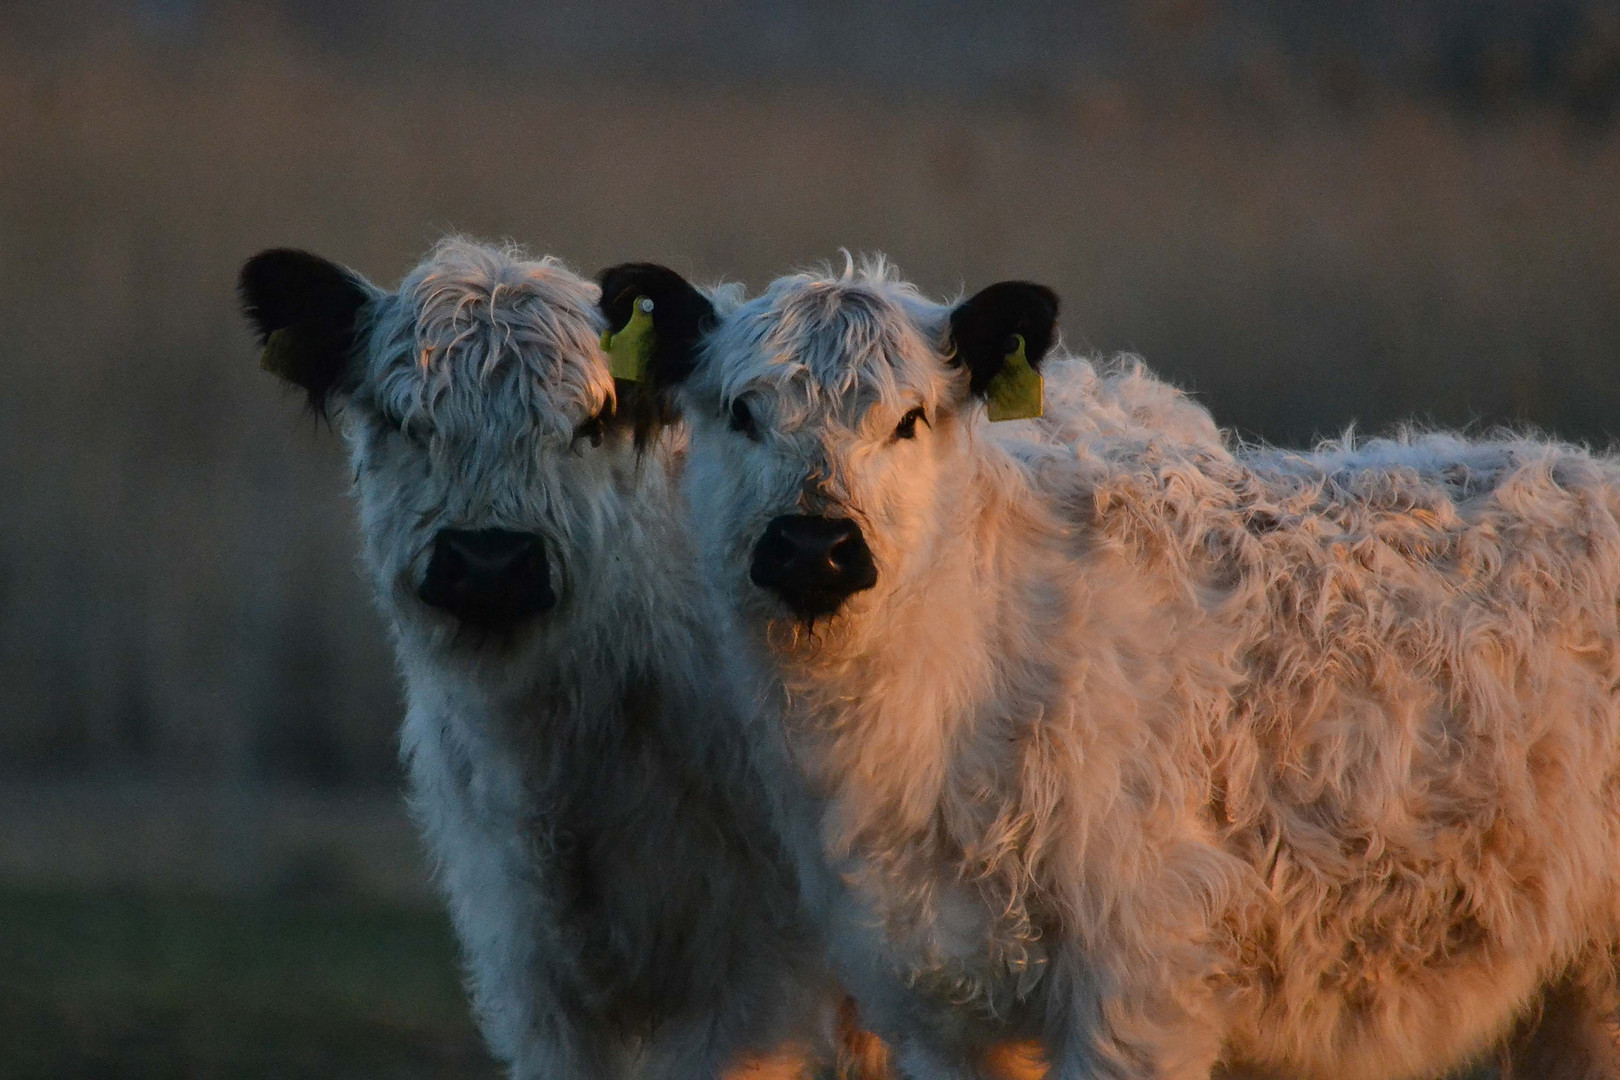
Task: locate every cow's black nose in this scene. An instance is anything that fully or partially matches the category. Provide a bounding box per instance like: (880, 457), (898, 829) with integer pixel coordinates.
(418, 528), (555, 626)
(750, 514), (877, 618)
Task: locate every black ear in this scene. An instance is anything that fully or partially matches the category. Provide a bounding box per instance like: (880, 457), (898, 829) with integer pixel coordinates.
(596, 262), (719, 448)
(238, 249), (373, 413)
(948, 281), (1060, 396)
(596, 263), (717, 392)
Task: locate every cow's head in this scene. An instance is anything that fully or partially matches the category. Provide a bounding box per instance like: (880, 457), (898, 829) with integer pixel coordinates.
(596, 257), (1058, 650)
(242, 239), (664, 650)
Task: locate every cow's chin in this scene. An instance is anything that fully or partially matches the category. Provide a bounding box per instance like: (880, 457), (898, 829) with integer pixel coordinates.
(388, 583), (554, 663)
(431, 614), (548, 655)
(754, 592), (876, 662)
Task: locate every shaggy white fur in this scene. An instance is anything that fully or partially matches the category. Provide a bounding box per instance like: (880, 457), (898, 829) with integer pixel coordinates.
(242, 239), (858, 1080)
(670, 257), (1620, 1080)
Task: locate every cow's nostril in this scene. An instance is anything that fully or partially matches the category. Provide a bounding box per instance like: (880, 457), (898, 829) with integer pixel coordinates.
(511, 546), (545, 579)
(436, 538), (469, 575)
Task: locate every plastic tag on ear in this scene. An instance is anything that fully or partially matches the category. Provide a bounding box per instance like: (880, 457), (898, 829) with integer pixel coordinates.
(985, 333), (1043, 422)
(601, 296), (655, 382)
(260, 326), (300, 380)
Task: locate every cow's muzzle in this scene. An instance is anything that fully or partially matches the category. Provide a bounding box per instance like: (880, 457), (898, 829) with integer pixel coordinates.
(750, 514), (877, 619)
(418, 528), (556, 627)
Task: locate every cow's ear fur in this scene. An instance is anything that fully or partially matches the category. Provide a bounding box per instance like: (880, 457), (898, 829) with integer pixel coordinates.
(239, 249), (373, 414)
(949, 281), (1060, 397)
(596, 263), (716, 391)
(596, 262), (718, 447)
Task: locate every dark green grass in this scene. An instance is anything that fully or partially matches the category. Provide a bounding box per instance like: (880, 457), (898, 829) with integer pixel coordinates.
(0, 886), (497, 1080)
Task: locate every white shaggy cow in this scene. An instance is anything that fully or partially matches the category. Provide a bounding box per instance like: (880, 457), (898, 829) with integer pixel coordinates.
(600, 257), (1620, 1080)
(237, 240), (875, 1080)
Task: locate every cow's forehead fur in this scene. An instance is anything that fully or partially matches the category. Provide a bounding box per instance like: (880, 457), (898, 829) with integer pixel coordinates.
(699, 256), (956, 430)
(338, 239), (686, 656)
(359, 237), (609, 445)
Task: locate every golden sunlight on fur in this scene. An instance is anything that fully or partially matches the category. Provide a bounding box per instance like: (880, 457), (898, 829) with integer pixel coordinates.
(980, 1040), (1048, 1080)
(662, 256), (1620, 1079)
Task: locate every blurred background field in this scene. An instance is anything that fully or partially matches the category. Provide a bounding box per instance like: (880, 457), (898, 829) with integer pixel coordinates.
(0, 884), (494, 1078)
(2, 1), (1619, 1075)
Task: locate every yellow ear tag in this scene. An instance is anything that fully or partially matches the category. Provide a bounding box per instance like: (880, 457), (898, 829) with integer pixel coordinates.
(601, 296), (655, 382)
(985, 333), (1043, 422)
(260, 326), (300, 380)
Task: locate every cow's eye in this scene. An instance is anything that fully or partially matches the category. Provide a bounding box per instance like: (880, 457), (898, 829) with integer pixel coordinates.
(573, 406), (610, 448)
(729, 398), (758, 440)
(893, 406), (928, 440)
